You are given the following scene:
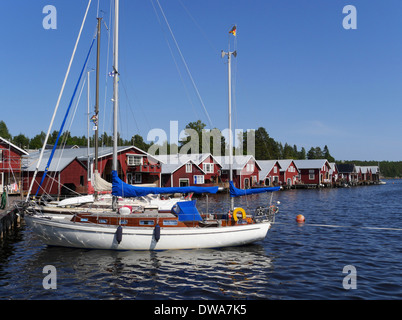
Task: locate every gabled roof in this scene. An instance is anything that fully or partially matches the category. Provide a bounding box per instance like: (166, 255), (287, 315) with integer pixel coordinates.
(336, 163), (356, 173)
(368, 166), (379, 174)
(258, 160), (280, 181)
(329, 162), (338, 174)
(154, 153), (221, 167)
(24, 146), (156, 172)
(0, 136), (29, 155)
(294, 159), (330, 170)
(214, 155), (261, 171)
(277, 159), (299, 173)
(160, 159), (205, 175)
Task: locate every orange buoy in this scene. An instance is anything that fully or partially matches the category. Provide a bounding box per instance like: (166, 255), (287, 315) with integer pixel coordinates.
(296, 214), (305, 223)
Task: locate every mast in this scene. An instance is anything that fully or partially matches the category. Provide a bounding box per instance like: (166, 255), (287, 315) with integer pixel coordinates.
(87, 69), (94, 182)
(112, 0), (119, 210)
(94, 17), (102, 175)
(221, 49), (236, 212)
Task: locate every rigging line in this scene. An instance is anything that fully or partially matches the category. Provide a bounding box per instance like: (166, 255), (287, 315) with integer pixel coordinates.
(26, 0), (93, 201)
(120, 78), (141, 137)
(177, 0), (218, 53)
(35, 36), (96, 197)
(155, 0), (213, 129)
(150, 0), (200, 123)
(45, 77), (88, 196)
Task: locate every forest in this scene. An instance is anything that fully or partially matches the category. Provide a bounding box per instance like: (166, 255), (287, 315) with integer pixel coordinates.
(1, 120), (401, 177)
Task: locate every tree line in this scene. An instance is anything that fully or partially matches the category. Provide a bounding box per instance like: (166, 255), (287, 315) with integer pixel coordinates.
(1, 119), (400, 177)
(1, 119), (334, 161)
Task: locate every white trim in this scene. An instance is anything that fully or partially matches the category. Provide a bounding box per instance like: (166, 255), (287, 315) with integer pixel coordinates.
(0, 137), (29, 155)
(179, 178), (189, 187)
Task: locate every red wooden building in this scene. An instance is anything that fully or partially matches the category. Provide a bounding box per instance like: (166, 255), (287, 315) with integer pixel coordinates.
(158, 154), (221, 187)
(294, 159), (331, 186)
(329, 162), (339, 184)
(277, 159), (300, 186)
(0, 136), (29, 194)
(258, 160), (281, 186)
(216, 155), (261, 189)
(23, 146), (162, 197)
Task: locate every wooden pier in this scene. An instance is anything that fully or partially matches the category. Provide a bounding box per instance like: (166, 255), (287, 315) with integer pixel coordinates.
(0, 195), (21, 240)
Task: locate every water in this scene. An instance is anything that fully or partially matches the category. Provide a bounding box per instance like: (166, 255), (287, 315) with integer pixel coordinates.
(1, 181), (401, 300)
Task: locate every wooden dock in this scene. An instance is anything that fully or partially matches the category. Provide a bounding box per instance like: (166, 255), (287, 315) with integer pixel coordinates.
(0, 195), (22, 240)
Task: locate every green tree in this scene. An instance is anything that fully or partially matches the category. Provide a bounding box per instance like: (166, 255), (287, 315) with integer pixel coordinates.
(0, 120), (12, 140)
(283, 143), (295, 159)
(298, 147), (307, 160)
(179, 120), (206, 154)
(30, 131), (46, 149)
(13, 133), (30, 149)
(307, 147), (316, 159)
(323, 145), (335, 162)
(132, 134), (150, 152)
(251, 127), (281, 160)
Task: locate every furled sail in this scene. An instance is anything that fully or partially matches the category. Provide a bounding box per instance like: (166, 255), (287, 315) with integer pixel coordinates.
(229, 181), (280, 198)
(93, 170), (112, 192)
(112, 171), (218, 197)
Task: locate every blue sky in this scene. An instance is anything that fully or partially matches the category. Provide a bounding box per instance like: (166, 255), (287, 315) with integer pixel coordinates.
(1, 0), (402, 161)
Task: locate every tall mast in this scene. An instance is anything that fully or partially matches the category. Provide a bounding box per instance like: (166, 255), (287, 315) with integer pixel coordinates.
(113, 0), (119, 173)
(221, 49), (236, 212)
(112, 0), (119, 210)
(94, 17), (102, 174)
(87, 69), (94, 182)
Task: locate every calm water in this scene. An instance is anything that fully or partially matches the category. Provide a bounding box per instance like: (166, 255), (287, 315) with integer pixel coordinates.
(1, 181), (401, 300)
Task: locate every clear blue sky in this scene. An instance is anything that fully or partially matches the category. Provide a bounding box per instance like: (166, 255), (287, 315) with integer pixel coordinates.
(1, 0), (402, 161)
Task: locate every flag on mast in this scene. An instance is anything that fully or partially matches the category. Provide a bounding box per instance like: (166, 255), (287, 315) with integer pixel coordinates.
(229, 25), (236, 36)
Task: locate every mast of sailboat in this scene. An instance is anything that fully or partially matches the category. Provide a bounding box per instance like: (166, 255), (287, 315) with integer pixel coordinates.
(221, 48), (236, 212)
(87, 69), (94, 183)
(94, 17), (102, 199)
(112, 0), (119, 210)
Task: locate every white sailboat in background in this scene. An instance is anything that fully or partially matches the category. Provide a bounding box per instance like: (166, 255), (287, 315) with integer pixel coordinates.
(20, 0), (281, 250)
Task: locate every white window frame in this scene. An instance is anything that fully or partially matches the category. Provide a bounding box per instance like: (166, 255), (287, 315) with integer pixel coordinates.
(193, 175), (205, 184)
(127, 154), (143, 166)
(179, 178), (190, 187)
(309, 174), (315, 180)
(185, 163), (192, 173)
(203, 163), (214, 174)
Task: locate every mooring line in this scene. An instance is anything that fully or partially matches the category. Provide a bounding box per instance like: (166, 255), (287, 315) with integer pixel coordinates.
(273, 222), (402, 231)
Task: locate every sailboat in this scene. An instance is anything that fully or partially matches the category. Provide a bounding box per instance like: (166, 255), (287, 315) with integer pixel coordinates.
(21, 1), (281, 250)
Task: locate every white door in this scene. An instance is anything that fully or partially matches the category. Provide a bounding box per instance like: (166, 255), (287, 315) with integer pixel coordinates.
(0, 173), (3, 192)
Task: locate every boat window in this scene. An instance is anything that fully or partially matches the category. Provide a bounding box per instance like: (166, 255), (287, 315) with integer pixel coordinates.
(140, 220), (155, 226)
(120, 220), (128, 225)
(163, 220), (178, 226)
(99, 219), (108, 224)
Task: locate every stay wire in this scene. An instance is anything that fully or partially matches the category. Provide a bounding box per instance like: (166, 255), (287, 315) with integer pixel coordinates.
(155, 0), (213, 129)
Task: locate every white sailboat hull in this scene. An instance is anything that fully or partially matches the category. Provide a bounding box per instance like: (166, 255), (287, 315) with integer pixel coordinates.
(25, 215), (270, 250)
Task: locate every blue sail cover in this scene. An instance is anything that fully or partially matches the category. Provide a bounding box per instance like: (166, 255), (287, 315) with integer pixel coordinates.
(172, 201), (202, 222)
(229, 181), (280, 197)
(112, 171), (219, 197)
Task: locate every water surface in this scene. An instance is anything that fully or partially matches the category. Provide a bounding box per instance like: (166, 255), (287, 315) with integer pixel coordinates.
(1, 181), (401, 300)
